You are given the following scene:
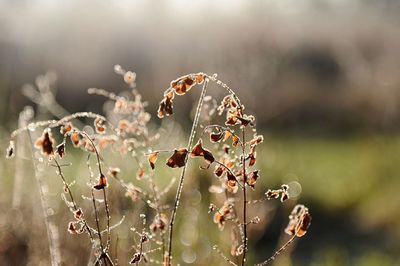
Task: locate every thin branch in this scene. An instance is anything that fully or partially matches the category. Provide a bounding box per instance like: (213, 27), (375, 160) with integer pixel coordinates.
(166, 78), (209, 264)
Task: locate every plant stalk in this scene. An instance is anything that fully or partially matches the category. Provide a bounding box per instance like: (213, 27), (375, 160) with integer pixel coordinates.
(166, 78), (209, 264)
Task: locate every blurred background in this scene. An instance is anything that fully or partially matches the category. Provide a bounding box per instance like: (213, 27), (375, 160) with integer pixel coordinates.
(1, 0), (400, 265)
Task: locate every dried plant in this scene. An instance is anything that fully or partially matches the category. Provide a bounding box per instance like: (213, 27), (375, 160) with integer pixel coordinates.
(6, 68), (311, 265)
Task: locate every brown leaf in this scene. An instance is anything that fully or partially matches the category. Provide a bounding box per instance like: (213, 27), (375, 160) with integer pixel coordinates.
(170, 73), (205, 95)
(210, 128), (225, 143)
(285, 204), (311, 237)
(56, 142), (65, 158)
(190, 139), (215, 165)
(166, 148), (188, 168)
(248, 146), (256, 167)
(148, 152), (159, 170)
(247, 170), (259, 189)
(232, 134), (240, 147)
(94, 173), (107, 190)
(34, 130), (55, 156)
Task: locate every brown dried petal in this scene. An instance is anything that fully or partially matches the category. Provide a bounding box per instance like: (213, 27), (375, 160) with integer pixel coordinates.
(148, 152), (158, 170)
(166, 148), (188, 168)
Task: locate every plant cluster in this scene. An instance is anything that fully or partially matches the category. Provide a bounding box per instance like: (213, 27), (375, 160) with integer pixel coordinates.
(6, 67), (311, 265)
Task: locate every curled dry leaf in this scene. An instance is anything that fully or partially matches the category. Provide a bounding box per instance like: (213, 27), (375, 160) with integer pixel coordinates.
(248, 145), (256, 167)
(247, 170), (259, 189)
(148, 152), (159, 170)
(190, 139), (215, 165)
(170, 72), (205, 95)
(94, 173), (107, 190)
(34, 130), (55, 156)
(166, 148), (188, 168)
(266, 184), (289, 202)
(158, 89), (174, 118)
(285, 204), (311, 237)
(225, 171), (238, 193)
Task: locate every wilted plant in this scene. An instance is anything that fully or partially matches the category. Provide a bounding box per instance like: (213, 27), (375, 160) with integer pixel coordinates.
(6, 68), (311, 265)
(150, 73), (312, 265)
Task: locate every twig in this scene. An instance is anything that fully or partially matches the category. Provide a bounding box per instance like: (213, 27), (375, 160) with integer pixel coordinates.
(166, 78), (209, 264)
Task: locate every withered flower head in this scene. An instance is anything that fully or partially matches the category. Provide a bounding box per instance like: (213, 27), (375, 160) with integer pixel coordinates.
(285, 204), (311, 237)
(148, 152), (159, 170)
(34, 129), (55, 156)
(94, 173), (107, 190)
(166, 148), (188, 168)
(190, 139), (215, 165)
